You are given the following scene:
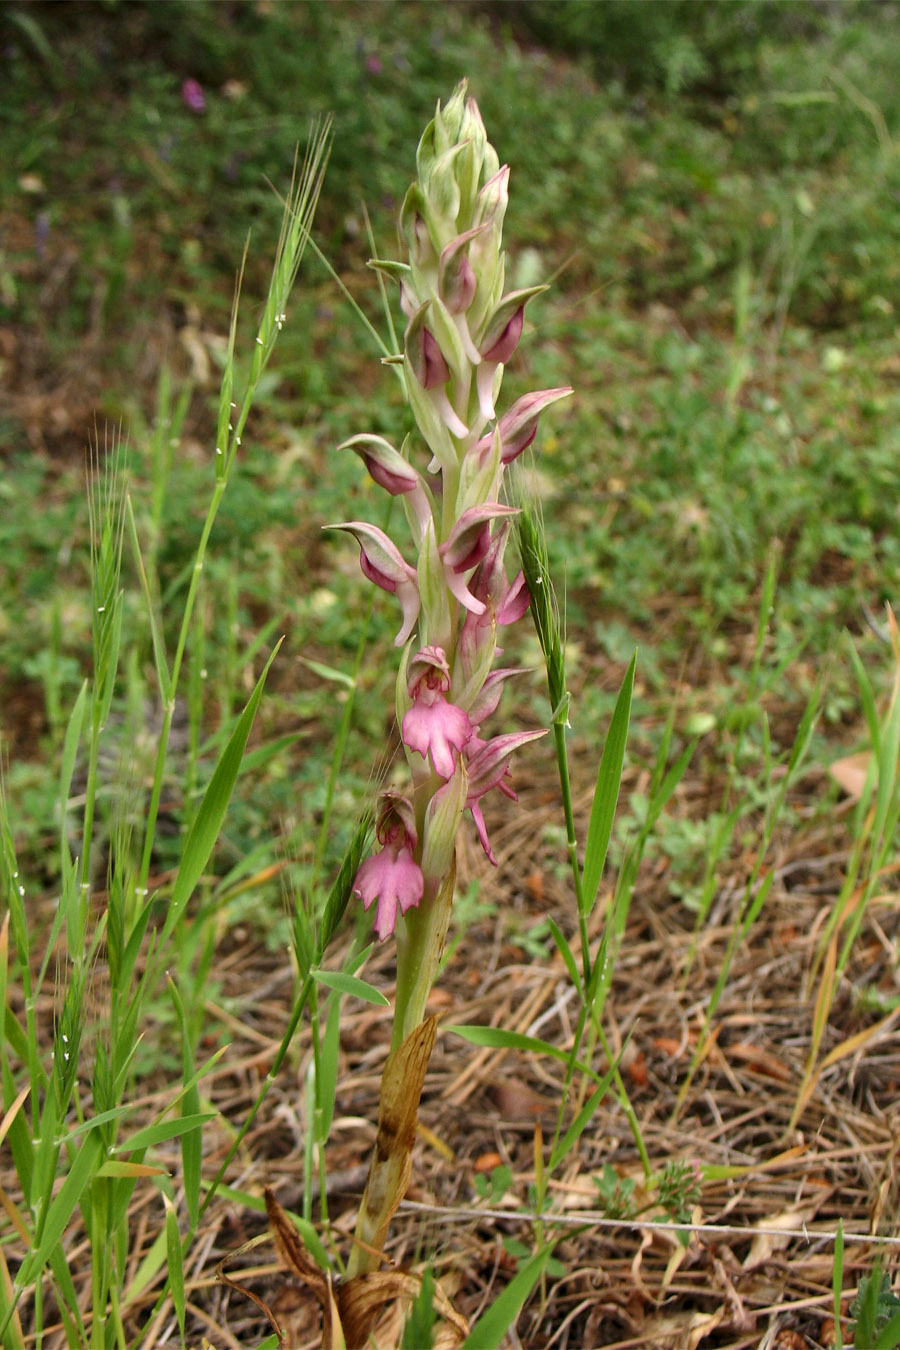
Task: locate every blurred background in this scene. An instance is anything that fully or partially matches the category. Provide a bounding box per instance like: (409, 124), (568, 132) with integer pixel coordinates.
(3, 0), (900, 895)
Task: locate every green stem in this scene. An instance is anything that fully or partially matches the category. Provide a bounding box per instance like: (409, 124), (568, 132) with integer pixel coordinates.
(138, 480), (227, 892)
(392, 860), (456, 1052)
(552, 721), (590, 980)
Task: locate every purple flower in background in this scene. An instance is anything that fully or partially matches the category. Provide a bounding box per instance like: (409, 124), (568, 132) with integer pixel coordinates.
(181, 78), (206, 114)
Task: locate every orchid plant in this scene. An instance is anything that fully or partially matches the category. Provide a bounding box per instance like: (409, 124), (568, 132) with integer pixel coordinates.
(331, 81), (571, 1278)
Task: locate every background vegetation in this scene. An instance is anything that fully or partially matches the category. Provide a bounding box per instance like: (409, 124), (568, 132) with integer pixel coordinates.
(2, 2), (900, 1345)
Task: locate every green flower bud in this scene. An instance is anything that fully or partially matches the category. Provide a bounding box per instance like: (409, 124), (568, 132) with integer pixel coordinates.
(421, 761), (468, 887)
(416, 518), (452, 650)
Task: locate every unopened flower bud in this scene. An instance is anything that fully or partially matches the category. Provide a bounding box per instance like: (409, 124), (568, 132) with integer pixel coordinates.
(440, 503), (519, 614)
(329, 521), (420, 646)
(421, 762), (468, 884)
(473, 387), (573, 466)
(439, 226), (487, 314)
(479, 286), (548, 363)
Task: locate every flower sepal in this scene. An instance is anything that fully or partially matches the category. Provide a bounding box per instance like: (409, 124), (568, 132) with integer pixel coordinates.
(329, 521), (420, 646)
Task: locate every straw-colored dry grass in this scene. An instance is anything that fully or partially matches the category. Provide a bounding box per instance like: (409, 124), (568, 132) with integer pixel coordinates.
(8, 746), (888, 1349)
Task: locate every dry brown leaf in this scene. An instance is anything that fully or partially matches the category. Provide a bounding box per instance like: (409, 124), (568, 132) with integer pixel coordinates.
(726, 1041), (792, 1082)
(264, 1189), (340, 1346)
(353, 1016), (438, 1264)
(743, 1199), (825, 1269)
(338, 1270), (468, 1350)
(829, 750), (871, 801)
(489, 1076), (548, 1118)
(640, 1306), (724, 1349)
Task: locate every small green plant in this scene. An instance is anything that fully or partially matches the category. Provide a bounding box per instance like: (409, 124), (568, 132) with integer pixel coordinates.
(0, 120), (334, 1347)
(850, 1264), (900, 1350)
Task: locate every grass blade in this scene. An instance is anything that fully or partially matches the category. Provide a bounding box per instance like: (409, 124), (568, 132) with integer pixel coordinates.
(580, 653), (636, 915)
(311, 970), (389, 1006)
(166, 639), (282, 932)
(462, 1245), (554, 1350)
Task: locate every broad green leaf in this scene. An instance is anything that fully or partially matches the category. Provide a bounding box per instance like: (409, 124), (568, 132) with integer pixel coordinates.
(113, 1113), (216, 1156)
(17, 1132), (104, 1289)
(169, 977), (202, 1229)
(462, 1245), (554, 1349)
(311, 969), (389, 1006)
(446, 1026), (596, 1080)
(167, 640), (282, 929)
(581, 653), (636, 914)
(165, 1194), (186, 1340)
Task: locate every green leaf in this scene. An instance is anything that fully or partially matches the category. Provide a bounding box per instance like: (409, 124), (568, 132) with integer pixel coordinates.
(446, 1025), (597, 1080)
(319, 989), (342, 1137)
(833, 1222), (845, 1350)
(581, 653), (636, 914)
(549, 1070), (617, 1173)
(165, 1195), (186, 1341)
(17, 1132), (104, 1290)
(167, 640), (282, 930)
(113, 1113), (216, 1156)
(311, 969), (389, 1006)
(462, 1244), (554, 1349)
(875, 1313), (900, 1350)
(300, 658), (356, 690)
(59, 681), (88, 850)
(169, 977), (202, 1229)
(546, 916), (582, 997)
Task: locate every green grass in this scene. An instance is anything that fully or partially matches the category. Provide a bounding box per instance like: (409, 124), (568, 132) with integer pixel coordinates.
(3, 1), (900, 1342)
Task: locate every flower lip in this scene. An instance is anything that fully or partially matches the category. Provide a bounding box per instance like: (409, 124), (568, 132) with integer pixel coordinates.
(402, 693), (473, 780)
(353, 846), (424, 941)
(402, 648), (473, 778)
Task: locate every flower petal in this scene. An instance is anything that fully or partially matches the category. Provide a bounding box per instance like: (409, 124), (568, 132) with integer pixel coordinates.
(466, 729), (547, 801)
(402, 694), (473, 779)
(474, 387), (573, 465)
(353, 846), (424, 940)
(329, 521), (420, 646)
(339, 434), (421, 496)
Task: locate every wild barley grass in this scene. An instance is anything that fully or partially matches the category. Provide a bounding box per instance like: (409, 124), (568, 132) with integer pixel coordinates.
(0, 121), (332, 1347)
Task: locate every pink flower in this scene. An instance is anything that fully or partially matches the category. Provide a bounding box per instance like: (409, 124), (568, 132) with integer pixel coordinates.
(181, 78), (206, 114)
(464, 730), (547, 863)
(329, 521), (420, 646)
(353, 793), (424, 940)
(474, 387), (573, 466)
(439, 503), (519, 614)
(402, 646), (473, 778)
